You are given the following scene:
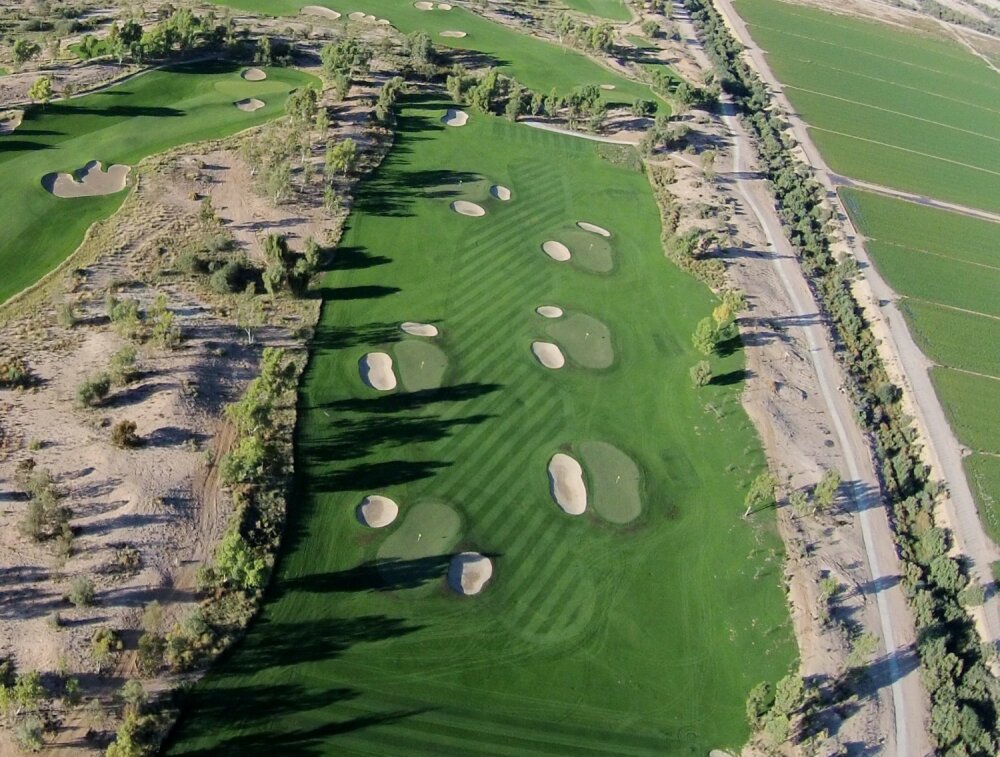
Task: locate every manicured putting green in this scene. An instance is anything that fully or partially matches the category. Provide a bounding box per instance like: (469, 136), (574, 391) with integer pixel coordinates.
(561, 227), (615, 273)
(0, 61), (315, 305)
(166, 96), (793, 756)
(545, 312), (614, 369)
(579, 440), (642, 524)
(393, 339), (449, 391)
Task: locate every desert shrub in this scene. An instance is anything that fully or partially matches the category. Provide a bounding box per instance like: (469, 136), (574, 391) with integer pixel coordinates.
(90, 627), (123, 669)
(177, 251), (208, 275)
(109, 346), (139, 386)
(0, 356), (32, 388)
(110, 420), (140, 448)
(220, 435), (269, 485)
(66, 576), (95, 607)
(958, 582), (986, 607)
(56, 302), (77, 328)
(210, 259), (254, 294)
(105, 296), (143, 340)
(13, 714), (45, 751)
(214, 529), (267, 592)
(19, 469), (70, 543)
(77, 373), (111, 407)
(136, 633), (165, 676)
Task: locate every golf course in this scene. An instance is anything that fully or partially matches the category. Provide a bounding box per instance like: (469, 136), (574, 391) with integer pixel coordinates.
(165, 94), (794, 755)
(0, 60), (315, 304)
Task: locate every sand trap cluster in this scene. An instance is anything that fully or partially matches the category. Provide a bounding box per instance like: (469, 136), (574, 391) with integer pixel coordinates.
(536, 306), (564, 319)
(438, 2), (452, 7)
(451, 200), (485, 217)
(531, 341), (565, 369)
(0, 110), (23, 136)
(548, 453), (587, 515)
(577, 221), (611, 238)
(44, 160), (131, 198)
(490, 185), (511, 201)
(542, 240), (571, 262)
(448, 552), (493, 595)
(440, 30), (467, 37)
(242, 68), (267, 81)
(357, 495), (399, 528)
(234, 98), (265, 112)
(442, 108), (469, 126)
(301, 5), (341, 19)
(359, 352), (397, 391)
(400, 321), (439, 337)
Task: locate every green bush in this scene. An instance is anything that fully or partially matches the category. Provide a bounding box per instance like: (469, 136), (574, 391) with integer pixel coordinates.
(0, 356), (32, 388)
(77, 373), (111, 407)
(66, 576), (95, 607)
(109, 346), (139, 386)
(111, 420), (140, 448)
(210, 259), (254, 294)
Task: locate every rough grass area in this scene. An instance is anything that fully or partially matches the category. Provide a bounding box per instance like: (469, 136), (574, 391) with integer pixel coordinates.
(165, 96), (794, 755)
(966, 454), (1000, 546)
(208, 0), (666, 110)
(0, 60), (315, 305)
(931, 368), (1000, 456)
(560, 0), (632, 22)
(735, 0), (1000, 212)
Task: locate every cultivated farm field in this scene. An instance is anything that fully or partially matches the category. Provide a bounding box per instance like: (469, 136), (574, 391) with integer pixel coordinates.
(0, 60), (315, 304)
(165, 96), (794, 755)
(734, 0), (1000, 212)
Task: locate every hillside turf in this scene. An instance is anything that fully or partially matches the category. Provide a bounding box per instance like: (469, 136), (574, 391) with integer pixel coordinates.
(165, 95), (794, 755)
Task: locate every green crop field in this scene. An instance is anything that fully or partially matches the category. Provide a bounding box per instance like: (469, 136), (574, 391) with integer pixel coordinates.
(208, 0), (665, 110)
(932, 369), (1000, 457)
(966, 455), (1000, 546)
(0, 60), (315, 305)
(560, 0), (632, 22)
(899, 300), (1000, 380)
(734, 0), (1000, 212)
(166, 95), (794, 755)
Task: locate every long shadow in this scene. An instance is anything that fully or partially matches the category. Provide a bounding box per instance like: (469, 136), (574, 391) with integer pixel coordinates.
(316, 382), (501, 414)
(278, 555), (454, 596)
(310, 320), (403, 351)
(327, 245), (392, 271)
(311, 459), (451, 494)
(318, 284), (401, 301)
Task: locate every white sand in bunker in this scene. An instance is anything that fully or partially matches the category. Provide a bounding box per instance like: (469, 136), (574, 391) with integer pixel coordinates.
(234, 98), (265, 112)
(438, 2), (453, 8)
(359, 352), (397, 391)
(440, 30), (467, 37)
(441, 108), (468, 126)
(536, 305), (563, 319)
(451, 200), (485, 217)
(414, 0), (434, 8)
(357, 495), (399, 528)
(44, 160), (130, 198)
(600, 84), (616, 90)
(0, 109), (23, 136)
(548, 453), (587, 515)
(348, 11), (368, 20)
(448, 552), (493, 595)
(490, 184), (511, 201)
(301, 5), (341, 19)
(531, 341), (565, 369)
(577, 221), (611, 237)
(241, 67), (267, 81)
(542, 240), (571, 262)
(400, 321), (439, 337)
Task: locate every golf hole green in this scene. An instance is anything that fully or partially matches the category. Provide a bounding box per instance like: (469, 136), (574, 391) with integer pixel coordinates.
(394, 340), (448, 391)
(579, 441), (643, 524)
(562, 229), (613, 273)
(546, 313), (614, 369)
(377, 502), (462, 585)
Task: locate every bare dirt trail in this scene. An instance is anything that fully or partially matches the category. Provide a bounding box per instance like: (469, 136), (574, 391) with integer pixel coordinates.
(711, 0), (1000, 675)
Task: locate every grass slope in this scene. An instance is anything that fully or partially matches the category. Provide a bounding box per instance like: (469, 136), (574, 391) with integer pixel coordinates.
(734, 0), (1000, 212)
(560, 0), (632, 22)
(207, 0), (665, 109)
(0, 60), (315, 305)
(166, 96), (794, 755)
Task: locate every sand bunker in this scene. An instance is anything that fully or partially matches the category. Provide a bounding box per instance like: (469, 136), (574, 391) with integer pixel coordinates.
(357, 495), (399, 528)
(441, 108), (469, 126)
(301, 5), (341, 19)
(577, 221), (611, 238)
(542, 240), (571, 262)
(377, 18), (391, 24)
(0, 110), (23, 136)
(548, 453), (587, 516)
(448, 552), (493, 595)
(359, 352), (397, 391)
(235, 98), (265, 112)
(414, 0), (434, 7)
(44, 160), (130, 198)
(440, 30), (467, 37)
(490, 184), (511, 201)
(401, 321), (439, 337)
(536, 306), (564, 319)
(438, 2), (452, 7)
(242, 68), (266, 81)
(600, 84), (616, 90)
(451, 200), (485, 217)
(531, 341), (565, 369)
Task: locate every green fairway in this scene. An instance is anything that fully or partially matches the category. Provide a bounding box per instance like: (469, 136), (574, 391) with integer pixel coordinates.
(0, 61), (315, 305)
(966, 454), (1000, 546)
(560, 0), (632, 22)
(166, 96), (794, 755)
(208, 0), (665, 110)
(734, 0), (1000, 212)
(932, 368), (1000, 457)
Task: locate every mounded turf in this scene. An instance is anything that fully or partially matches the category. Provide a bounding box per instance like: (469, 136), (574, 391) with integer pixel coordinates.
(578, 440), (642, 524)
(559, 226), (615, 273)
(207, 0), (667, 111)
(0, 60), (315, 305)
(166, 96), (794, 755)
(545, 312), (614, 369)
(735, 0), (1000, 212)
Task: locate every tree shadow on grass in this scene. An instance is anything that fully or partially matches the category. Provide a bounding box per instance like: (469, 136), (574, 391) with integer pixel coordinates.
(317, 284), (401, 301)
(316, 382), (501, 415)
(278, 555), (453, 596)
(327, 245), (392, 271)
(310, 320), (404, 352)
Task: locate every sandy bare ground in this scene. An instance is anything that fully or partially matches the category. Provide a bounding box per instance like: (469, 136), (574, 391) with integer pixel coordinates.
(548, 453), (586, 515)
(360, 352), (397, 390)
(357, 495), (399, 527)
(450, 200), (485, 216)
(536, 305), (563, 319)
(0, 109), (23, 135)
(400, 321), (439, 337)
(241, 67), (267, 81)
(448, 552), (493, 595)
(490, 184), (511, 200)
(441, 108), (469, 126)
(0, 62), (132, 108)
(577, 221), (610, 237)
(531, 341), (565, 369)
(301, 4), (341, 19)
(235, 97), (265, 112)
(44, 160), (131, 198)
(440, 30), (467, 37)
(541, 240), (571, 261)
